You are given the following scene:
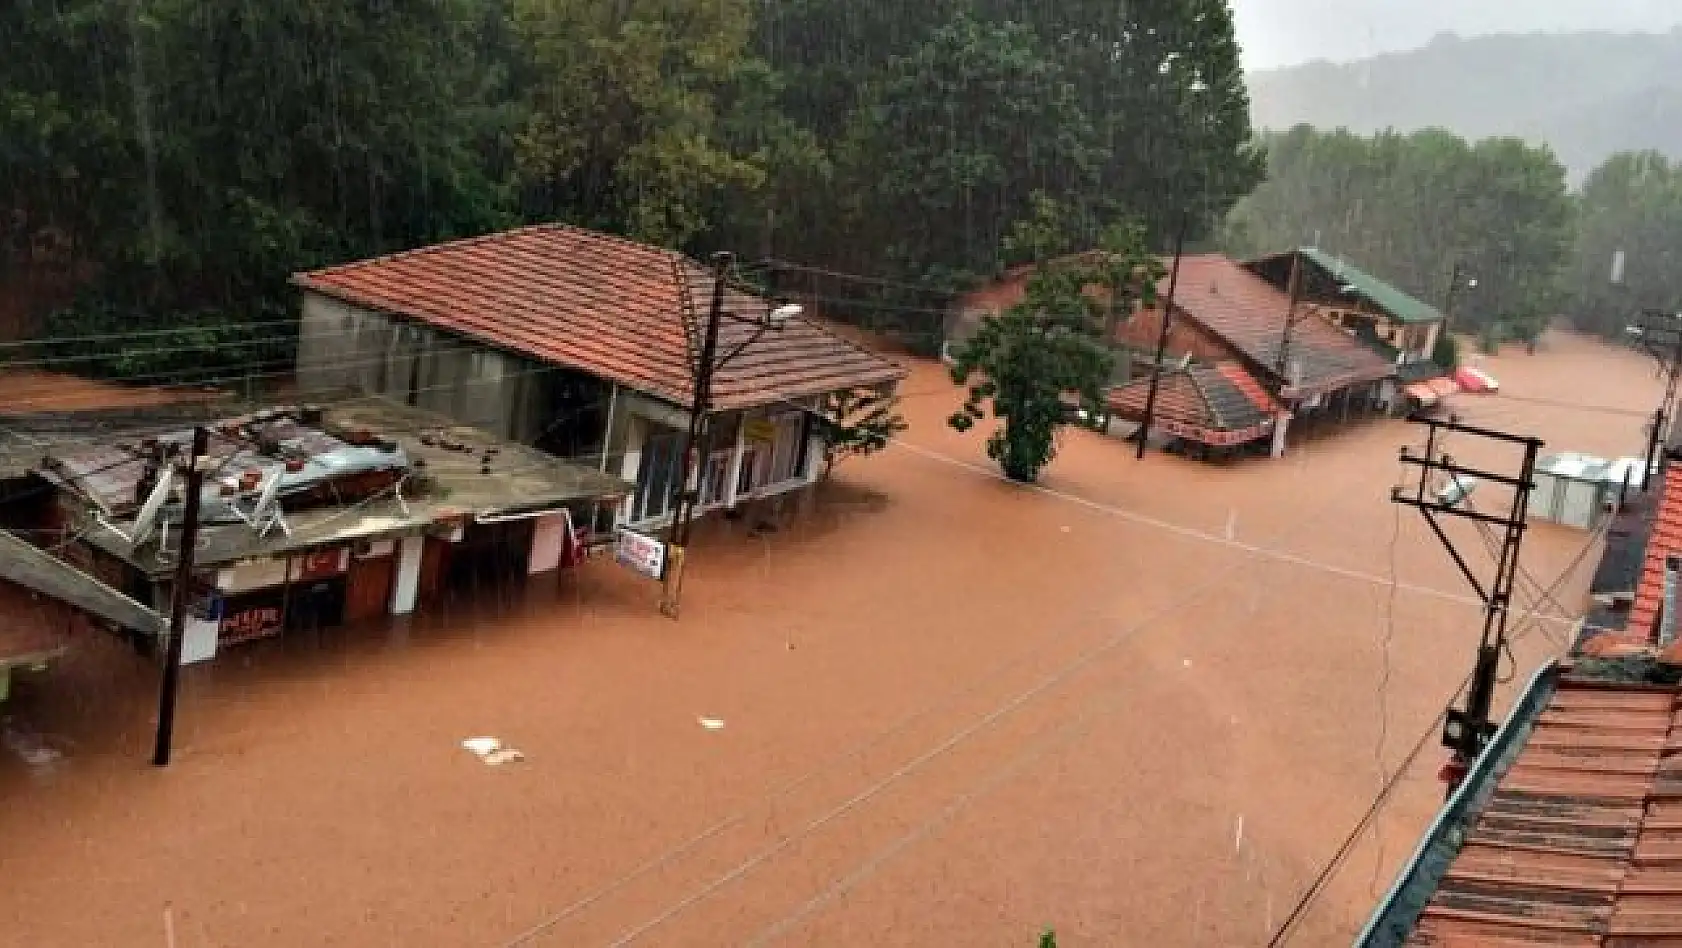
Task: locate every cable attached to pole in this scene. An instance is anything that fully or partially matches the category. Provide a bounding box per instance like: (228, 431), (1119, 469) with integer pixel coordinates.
(152, 425), (209, 767)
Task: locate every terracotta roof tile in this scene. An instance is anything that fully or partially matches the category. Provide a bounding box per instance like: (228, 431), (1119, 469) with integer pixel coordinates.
(293, 225), (906, 411)
(1405, 678), (1682, 947)
(1626, 466), (1682, 640)
(1106, 360), (1279, 446)
(1162, 255), (1393, 394)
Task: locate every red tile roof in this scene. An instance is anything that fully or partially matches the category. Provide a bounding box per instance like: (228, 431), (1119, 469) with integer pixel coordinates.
(1406, 675), (1682, 947)
(1107, 361), (1280, 446)
(1629, 465), (1682, 640)
(293, 225), (906, 411)
(1163, 255), (1393, 395)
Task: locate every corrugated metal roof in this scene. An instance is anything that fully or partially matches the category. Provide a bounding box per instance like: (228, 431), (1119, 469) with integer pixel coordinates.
(292, 224), (906, 411)
(1163, 255), (1394, 396)
(1406, 677), (1682, 947)
(1248, 248), (1446, 325)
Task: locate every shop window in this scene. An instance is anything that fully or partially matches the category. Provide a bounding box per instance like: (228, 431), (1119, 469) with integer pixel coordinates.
(769, 412), (806, 484)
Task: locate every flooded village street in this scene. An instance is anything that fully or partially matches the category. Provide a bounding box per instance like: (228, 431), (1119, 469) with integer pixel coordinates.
(0, 332), (1664, 946)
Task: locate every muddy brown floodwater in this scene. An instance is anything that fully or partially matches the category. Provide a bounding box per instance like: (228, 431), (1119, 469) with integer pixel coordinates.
(0, 331), (1664, 947)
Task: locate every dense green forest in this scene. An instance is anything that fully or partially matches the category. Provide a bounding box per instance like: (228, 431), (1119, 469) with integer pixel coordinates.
(0, 0), (1260, 374)
(6, 1), (1678, 382)
(1223, 125), (1682, 343)
(1222, 125), (1577, 343)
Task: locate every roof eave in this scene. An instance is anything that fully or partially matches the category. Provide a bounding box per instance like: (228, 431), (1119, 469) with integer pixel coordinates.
(1356, 660), (1561, 948)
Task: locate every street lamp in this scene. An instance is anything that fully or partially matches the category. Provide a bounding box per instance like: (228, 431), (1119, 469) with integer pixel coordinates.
(660, 251), (800, 618)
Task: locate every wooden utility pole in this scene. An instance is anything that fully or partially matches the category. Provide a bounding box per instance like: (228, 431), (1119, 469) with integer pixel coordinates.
(661, 253), (732, 619)
(1136, 217), (1189, 460)
(153, 425), (209, 767)
(1275, 250), (1306, 389)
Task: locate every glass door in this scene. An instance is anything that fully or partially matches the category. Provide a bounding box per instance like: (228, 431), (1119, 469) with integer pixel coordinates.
(632, 428), (683, 523)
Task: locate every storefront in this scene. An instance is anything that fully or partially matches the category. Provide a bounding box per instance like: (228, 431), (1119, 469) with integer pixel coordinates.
(618, 394), (818, 530)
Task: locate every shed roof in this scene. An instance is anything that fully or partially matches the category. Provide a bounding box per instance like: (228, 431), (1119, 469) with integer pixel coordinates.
(292, 225), (906, 411)
(0, 529), (161, 635)
(1163, 255), (1393, 396)
(1247, 248), (1445, 325)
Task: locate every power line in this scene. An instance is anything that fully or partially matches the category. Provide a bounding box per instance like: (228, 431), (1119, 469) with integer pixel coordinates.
(1265, 528), (1605, 945)
(585, 476), (1357, 947)
(755, 258), (963, 298)
(1264, 676), (1466, 948)
(501, 417), (1359, 945)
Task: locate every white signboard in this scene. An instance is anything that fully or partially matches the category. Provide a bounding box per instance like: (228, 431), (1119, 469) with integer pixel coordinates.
(528, 512), (567, 575)
(216, 557), (289, 594)
(614, 528), (667, 580)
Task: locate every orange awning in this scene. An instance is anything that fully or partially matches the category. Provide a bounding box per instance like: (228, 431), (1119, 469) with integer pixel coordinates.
(1403, 382), (1439, 405)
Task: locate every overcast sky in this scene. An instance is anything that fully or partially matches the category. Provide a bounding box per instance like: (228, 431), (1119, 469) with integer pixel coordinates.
(1232, 0), (1682, 70)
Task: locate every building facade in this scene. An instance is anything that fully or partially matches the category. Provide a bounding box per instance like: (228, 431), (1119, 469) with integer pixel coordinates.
(292, 225), (907, 533)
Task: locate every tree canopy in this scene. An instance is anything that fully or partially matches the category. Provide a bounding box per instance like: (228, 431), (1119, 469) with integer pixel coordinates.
(947, 226), (1162, 482)
(1560, 151), (1682, 337)
(1221, 125), (1575, 341)
(1, 0), (1265, 376)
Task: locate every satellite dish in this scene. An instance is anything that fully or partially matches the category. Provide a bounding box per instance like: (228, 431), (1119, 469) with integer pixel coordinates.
(129, 467), (174, 546)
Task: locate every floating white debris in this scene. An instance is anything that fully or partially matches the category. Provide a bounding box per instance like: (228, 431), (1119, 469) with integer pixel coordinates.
(1182, 659), (1193, 668)
(698, 717), (726, 731)
(1060, 526), (1071, 533)
(461, 736), (502, 757)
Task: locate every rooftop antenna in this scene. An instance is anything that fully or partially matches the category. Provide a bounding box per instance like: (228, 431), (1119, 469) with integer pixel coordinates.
(99, 466), (173, 546)
(253, 468), (290, 538)
(231, 467), (289, 538)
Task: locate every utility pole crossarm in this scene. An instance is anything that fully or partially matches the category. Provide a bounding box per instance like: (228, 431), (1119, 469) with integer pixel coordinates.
(1390, 415), (1542, 789)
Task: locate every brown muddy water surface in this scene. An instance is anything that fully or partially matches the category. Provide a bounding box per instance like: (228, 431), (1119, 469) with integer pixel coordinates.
(0, 331), (1664, 946)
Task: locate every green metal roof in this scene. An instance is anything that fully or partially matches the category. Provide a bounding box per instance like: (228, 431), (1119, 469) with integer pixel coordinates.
(1297, 248), (1445, 325)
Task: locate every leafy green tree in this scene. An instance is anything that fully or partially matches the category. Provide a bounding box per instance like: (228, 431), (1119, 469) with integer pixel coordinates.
(840, 15), (1099, 284)
(1223, 126), (1573, 335)
(815, 388), (907, 480)
(948, 226), (1159, 482)
(512, 0), (765, 249)
(757, 0), (1262, 280)
(7, 0), (513, 380)
(1432, 331), (1461, 370)
(1560, 151), (1682, 337)
(1038, 930), (1058, 948)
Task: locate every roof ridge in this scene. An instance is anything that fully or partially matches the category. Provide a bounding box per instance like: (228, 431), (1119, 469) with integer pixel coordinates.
(294, 223), (686, 283)
(1182, 363), (1225, 428)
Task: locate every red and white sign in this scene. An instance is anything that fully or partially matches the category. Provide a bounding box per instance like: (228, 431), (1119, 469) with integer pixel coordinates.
(1156, 417), (1274, 447)
(614, 528), (667, 580)
(294, 547), (349, 582)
